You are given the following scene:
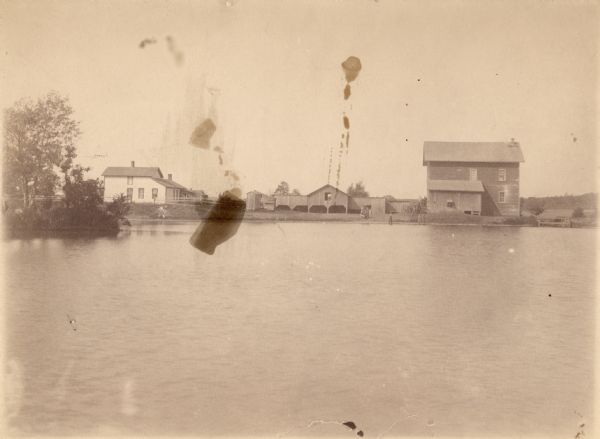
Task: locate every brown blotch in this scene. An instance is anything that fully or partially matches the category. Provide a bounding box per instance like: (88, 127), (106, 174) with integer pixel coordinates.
(189, 190), (246, 255)
(344, 84), (351, 100)
(139, 38), (156, 48)
(343, 116), (350, 130)
(225, 170), (240, 181)
(189, 118), (217, 149)
(166, 35), (184, 66)
(213, 145), (224, 153)
(218, 154), (223, 165)
(342, 56), (362, 83)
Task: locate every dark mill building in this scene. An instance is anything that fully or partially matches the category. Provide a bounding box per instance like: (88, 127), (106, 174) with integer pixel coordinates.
(423, 140), (525, 216)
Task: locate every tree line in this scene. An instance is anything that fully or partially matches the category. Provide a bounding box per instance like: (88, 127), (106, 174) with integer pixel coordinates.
(3, 92), (129, 233)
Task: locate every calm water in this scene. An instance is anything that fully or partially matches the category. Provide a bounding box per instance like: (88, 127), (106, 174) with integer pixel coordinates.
(3, 223), (596, 437)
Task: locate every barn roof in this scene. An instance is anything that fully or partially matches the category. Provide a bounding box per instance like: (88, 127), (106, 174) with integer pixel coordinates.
(151, 177), (189, 191)
(427, 179), (484, 193)
(102, 166), (163, 178)
(307, 184), (349, 197)
(423, 141), (525, 164)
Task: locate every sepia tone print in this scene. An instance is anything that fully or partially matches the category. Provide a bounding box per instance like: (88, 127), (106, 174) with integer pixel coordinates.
(1, 1), (597, 438)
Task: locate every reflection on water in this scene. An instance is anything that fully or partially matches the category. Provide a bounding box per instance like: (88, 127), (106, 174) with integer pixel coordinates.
(3, 223), (596, 436)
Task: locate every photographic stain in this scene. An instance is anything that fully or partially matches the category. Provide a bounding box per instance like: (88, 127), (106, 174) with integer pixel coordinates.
(342, 421), (365, 437)
(341, 56), (362, 83)
(66, 314), (77, 331)
(138, 38), (156, 48)
(189, 118), (217, 149)
(189, 190), (246, 255)
(344, 84), (351, 100)
(333, 56), (362, 188)
(165, 35), (184, 66)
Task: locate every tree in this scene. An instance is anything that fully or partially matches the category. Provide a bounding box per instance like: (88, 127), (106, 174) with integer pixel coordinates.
(291, 188), (301, 195)
(572, 207), (584, 218)
(63, 164), (98, 211)
(347, 181), (369, 197)
(3, 92), (81, 206)
(274, 181), (290, 196)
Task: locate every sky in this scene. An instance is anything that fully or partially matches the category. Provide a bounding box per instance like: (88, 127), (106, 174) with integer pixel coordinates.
(1, 0), (598, 198)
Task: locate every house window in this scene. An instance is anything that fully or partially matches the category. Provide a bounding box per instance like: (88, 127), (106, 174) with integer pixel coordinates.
(127, 176), (133, 185)
(446, 200), (455, 208)
(498, 191), (505, 203)
(126, 187), (133, 202)
(138, 188), (144, 199)
(324, 192), (332, 201)
(469, 168), (477, 181)
(152, 188), (158, 199)
(498, 168), (506, 181)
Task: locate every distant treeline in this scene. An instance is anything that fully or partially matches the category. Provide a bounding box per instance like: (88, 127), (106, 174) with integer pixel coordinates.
(521, 193), (597, 212)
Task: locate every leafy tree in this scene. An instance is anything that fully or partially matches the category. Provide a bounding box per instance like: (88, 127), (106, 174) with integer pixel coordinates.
(347, 181), (369, 197)
(572, 207), (584, 218)
(63, 165), (104, 221)
(274, 181), (290, 196)
(291, 188), (301, 195)
(3, 92), (81, 206)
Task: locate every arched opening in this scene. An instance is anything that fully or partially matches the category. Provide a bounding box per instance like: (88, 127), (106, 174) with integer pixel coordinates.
(328, 205), (347, 214)
(275, 205), (291, 211)
(293, 205), (308, 212)
(309, 205), (327, 213)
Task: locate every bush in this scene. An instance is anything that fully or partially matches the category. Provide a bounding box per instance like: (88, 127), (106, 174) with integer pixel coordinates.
(107, 194), (131, 219)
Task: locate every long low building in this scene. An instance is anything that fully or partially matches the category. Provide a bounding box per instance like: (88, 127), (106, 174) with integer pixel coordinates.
(246, 184), (417, 217)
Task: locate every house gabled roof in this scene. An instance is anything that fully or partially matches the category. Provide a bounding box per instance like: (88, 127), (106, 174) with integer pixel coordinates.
(151, 177), (190, 191)
(307, 184), (349, 197)
(427, 179), (484, 193)
(102, 167), (163, 178)
(423, 141), (525, 164)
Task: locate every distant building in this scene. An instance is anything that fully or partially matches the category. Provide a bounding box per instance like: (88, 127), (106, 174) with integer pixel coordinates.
(275, 194), (309, 212)
(307, 184), (350, 213)
(102, 161), (192, 203)
(246, 191), (275, 211)
(423, 141), (525, 216)
(386, 198), (419, 214)
(246, 184), (405, 217)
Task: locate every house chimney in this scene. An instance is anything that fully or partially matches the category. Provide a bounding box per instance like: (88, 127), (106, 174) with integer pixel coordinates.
(168, 174), (172, 181)
(131, 161), (135, 167)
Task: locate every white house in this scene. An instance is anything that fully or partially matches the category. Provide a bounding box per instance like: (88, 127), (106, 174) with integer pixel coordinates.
(101, 162), (192, 203)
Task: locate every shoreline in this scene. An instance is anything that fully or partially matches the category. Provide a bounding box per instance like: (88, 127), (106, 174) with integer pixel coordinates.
(124, 217), (541, 227)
